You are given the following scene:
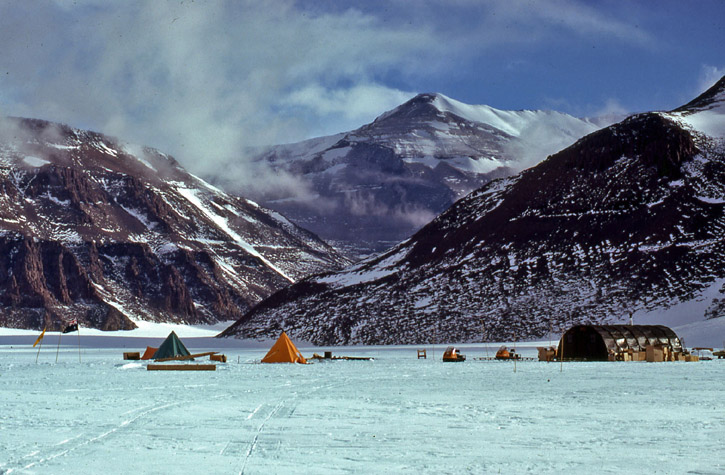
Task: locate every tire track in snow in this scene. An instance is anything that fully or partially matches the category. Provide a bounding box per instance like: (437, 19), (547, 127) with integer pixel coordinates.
(5, 402), (181, 473)
(237, 379), (347, 474)
(239, 401), (284, 475)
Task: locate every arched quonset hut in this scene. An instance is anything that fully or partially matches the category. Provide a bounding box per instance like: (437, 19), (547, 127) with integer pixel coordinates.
(557, 325), (683, 361)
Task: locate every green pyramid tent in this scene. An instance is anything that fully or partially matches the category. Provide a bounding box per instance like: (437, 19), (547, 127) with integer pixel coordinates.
(153, 331), (191, 360)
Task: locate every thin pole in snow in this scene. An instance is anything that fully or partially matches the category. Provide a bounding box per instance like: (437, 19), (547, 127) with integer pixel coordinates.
(560, 330), (565, 373)
(56, 330), (62, 363)
(548, 320), (552, 348)
(482, 319), (489, 359)
(77, 326), (81, 363)
(513, 330), (517, 373)
(35, 334), (44, 364)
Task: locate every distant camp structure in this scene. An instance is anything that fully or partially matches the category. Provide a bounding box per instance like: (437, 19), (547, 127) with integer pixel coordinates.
(122, 331), (226, 370)
(141, 346), (158, 360)
(442, 346), (466, 362)
(495, 345), (521, 360)
(153, 331), (191, 360)
(310, 351), (373, 361)
(261, 332), (307, 364)
(557, 324), (688, 362)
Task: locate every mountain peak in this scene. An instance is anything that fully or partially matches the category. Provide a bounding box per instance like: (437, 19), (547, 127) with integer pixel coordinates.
(370, 92), (448, 124)
(674, 75), (725, 112)
(410, 92), (442, 103)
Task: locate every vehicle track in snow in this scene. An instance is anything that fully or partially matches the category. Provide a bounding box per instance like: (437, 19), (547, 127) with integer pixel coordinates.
(3, 402), (181, 474)
(237, 379), (346, 475)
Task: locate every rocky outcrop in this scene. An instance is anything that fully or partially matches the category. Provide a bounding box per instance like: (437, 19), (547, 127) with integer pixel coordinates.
(0, 117), (349, 331)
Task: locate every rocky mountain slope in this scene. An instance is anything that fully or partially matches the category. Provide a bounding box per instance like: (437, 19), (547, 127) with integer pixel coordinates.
(220, 77), (725, 345)
(219, 93), (601, 257)
(0, 117), (348, 331)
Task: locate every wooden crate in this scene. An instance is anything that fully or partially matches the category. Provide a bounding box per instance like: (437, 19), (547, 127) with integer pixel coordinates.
(123, 352), (140, 360)
(646, 346), (664, 362)
(147, 364), (216, 371)
(210, 354), (227, 362)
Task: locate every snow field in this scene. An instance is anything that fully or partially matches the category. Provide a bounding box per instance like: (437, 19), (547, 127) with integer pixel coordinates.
(0, 343), (722, 474)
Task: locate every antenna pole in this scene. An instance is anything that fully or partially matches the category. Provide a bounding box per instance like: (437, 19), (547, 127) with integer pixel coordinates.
(560, 329), (565, 373)
(35, 334), (44, 364)
(482, 319), (489, 359)
(56, 330), (62, 363)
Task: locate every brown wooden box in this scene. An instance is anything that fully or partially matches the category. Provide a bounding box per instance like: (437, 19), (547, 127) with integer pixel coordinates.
(147, 364), (216, 371)
(646, 346), (664, 362)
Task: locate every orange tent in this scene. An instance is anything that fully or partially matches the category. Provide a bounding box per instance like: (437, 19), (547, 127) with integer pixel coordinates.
(140, 346), (158, 360)
(261, 332), (307, 364)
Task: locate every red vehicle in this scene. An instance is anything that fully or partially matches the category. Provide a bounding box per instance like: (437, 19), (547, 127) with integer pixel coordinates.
(442, 346), (466, 362)
(495, 345), (520, 360)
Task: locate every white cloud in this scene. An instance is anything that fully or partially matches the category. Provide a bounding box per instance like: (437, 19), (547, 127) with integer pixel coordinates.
(518, 0), (653, 46)
(698, 65), (725, 94)
(0, 0), (659, 186)
(0, 2), (438, 178)
(283, 84), (416, 131)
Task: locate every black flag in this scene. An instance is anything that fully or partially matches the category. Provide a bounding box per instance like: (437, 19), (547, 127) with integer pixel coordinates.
(62, 320), (78, 334)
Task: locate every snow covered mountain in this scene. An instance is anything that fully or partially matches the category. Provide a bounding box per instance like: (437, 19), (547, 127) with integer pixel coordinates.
(219, 93), (602, 257)
(220, 77), (725, 346)
(0, 117), (348, 332)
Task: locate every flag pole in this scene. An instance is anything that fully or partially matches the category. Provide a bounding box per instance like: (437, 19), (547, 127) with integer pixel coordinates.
(77, 324), (81, 363)
(513, 330), (517, 374)
(560, 329), (565, 373)
(56, 330), (62, 363)
(35, 331), (45, 363)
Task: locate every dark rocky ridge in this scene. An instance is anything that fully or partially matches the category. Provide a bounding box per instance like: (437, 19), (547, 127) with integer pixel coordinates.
(221, 81), (725, 345)
(0, 117), (348, 331)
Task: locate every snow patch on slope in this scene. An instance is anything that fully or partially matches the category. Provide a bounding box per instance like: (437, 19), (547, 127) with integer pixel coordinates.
(22, 156), (50, 167)
(317, 246), (408, 289)
(175, 185), (293, 282)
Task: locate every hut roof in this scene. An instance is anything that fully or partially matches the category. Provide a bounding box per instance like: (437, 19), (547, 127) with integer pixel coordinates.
(560, 324), (683, 360)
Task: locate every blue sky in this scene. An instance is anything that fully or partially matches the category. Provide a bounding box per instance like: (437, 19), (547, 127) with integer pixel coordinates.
(0, 0), (723, 177)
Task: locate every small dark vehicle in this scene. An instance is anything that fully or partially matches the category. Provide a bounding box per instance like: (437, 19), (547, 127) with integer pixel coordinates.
(442, 346), (466, 362)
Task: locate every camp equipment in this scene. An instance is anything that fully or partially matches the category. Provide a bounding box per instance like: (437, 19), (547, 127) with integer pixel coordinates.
(495, 345), (520, 360)
(261, 332), (307, 364)
(442, 346), (465, 362)
(557, 325), (685, 361)
(147, 364), (216, 371)
(153, 331), (191, 360)
(141, 346), (158, 360)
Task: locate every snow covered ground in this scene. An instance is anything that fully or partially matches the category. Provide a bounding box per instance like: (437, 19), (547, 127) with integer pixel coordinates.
(1, 338), (722, 474)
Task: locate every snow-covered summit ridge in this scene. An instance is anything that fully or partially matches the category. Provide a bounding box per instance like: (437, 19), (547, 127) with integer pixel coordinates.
(674, 76), (725, 114)
(667, 75), (725, 140)
(229, 92), (602, 257)
(381, 92), (597, 138)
